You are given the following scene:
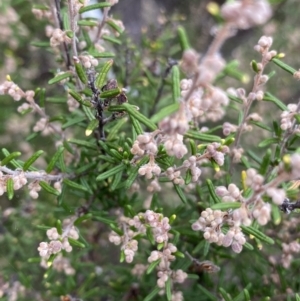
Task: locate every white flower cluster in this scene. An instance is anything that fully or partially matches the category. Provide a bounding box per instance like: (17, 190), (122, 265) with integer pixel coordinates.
(41, 253), (75, 275)
(0, 171), (27, 196)
(192, 208), (246, 253)
(281, 241), (300, 269)
(180, 49), (200, 75)
(109, 211), (187, 291)
(48, 28), (72, 48)
(216, 183), (241, 202)
(28, 180), (42, 199)
(159, 103), (189, 135)
(183, 156), (202, 182)
(79, 54), (98, 69)
(33, 117), (54, 135)
(0, 280), (25, 301)
(147, 178), (161, 192)
(180, 78), (229, 122)
(109, 227), (138, 263)
(0, 80), (34, 102)
(163, 134), (188, 159)
(221, 0), (272, 30)
(37, 218), (79, 260)
(206, 142), (229, 166)
(109, 210), (172, 263)
(252, 200), (271, 226)
(138, 155), (161, 179)
(131, 133), (158, 156)
(266, 187), (286, 205)
(148, 243), (187, 288)
(245, 168), (264, 191)
(32, 8), (52, 20)
(290, 153), (300, 178)
(197, 54), (226, 86)
(254, 36), (277, 60)
(132, 263), (148, 277)
(165, 167), (184, 185)
(130, 210), (171, 244)
(280, 103), (298, 131)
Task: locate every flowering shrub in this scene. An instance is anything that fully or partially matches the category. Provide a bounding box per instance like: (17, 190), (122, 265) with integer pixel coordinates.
(2, 0), (300, 300)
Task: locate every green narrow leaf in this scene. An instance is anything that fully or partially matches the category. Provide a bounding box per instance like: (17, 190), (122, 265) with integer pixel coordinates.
(211, 202), (241, 210)
(56, 220), (62, 235)
(119, 103), (157, 131)
(68, 90), (92, 107)
(79, 2), (111, 13)
(259, 149), (272, 175)
(129, 115), (143, 135)
(68, 237), (85, 248)
(39, 88), (46, 107)
(106, 19), (124, 35)
(23, 150), (44, 171)
(185, 169), (192, 185)
(197, 284), (218, 301)
(82, 105), (95, 121)
(77, 19), (98, 26)
(96, 164), (125, 181)
(150, 103), (180, 123)
(172, 65), (180, 102)
(48, 72), (72, 85)
(102, 35), (122, 45)
(206, 179), (222, 203)
(110, 169), (123, 190)
(249, 121), (272, 132)
(63, 178), (90, 193)
(90, 51), (115, 58)
(219, 287), (234, 301)
(258, 137), (278, 148)
(146, 259), (161, 274)
(1, 151), (22, 166)
(107, 117), (128, 141)
(6, 178), (14, 200)
(68, 138), (97, 150)
(143, 286), (160, 301)
(75, 61), (88, 84)
(173, 184), (187, 204)
(241, 225), (274, 244)
(46, 146), (65, 173)
(246, 150), (262, 165)
(233, 284), (252, 301)
(185, 130), (222, 142)
(177, 26), (190, 51)
(109, 223), (123, 236)
(85, 119), (98, 136)
(227, 94), (243, 104)
(62, 116), (87, 129)
(165, 277), (172, 301)
(251, 60), (259, 73)
(295, 293), (300, 301)
(272, 58), (297, 75)
(95, 59), (114, 89)
(263, 92), (288, 111)
(100, 88), (121, 99)
(39, 181), (61, 196)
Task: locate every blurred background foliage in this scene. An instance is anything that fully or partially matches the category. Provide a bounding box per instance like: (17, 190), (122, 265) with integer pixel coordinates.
(1, 0), (300, 300)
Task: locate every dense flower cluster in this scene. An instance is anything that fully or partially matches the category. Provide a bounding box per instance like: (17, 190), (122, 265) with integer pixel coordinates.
(221, 0), (272, 30)
(109, 210), (187, 291)
(192, 208), (247, 253)
(38, 218), (79, 262)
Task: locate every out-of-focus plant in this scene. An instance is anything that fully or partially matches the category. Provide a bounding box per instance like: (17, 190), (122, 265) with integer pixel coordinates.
(2, 0), (300, 300)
